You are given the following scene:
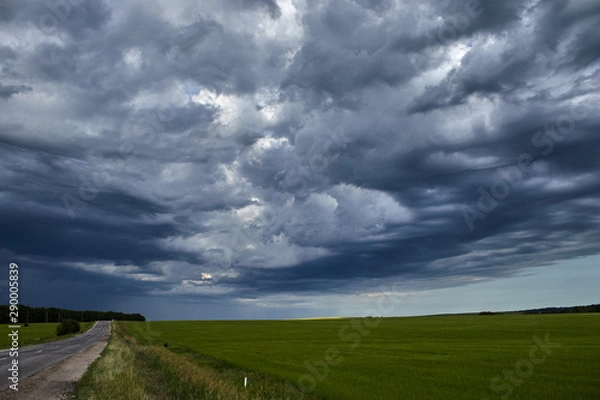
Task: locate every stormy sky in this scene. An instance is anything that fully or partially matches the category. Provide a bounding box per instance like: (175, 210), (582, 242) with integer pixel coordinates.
(1, 0), (599, 320)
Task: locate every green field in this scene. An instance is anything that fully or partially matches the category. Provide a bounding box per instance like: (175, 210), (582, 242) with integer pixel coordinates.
(0, 321), (94, 349)
(116, 314), (600, 400)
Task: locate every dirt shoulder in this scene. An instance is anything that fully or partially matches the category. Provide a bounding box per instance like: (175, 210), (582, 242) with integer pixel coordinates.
(0, 323), (110, 400)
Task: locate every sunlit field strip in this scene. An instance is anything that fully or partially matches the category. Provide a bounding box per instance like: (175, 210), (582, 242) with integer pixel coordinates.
(0, 322), (95, 349)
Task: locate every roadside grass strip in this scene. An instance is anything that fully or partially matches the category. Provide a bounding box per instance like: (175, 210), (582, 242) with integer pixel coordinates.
(75, 326), (152, 400)
(75, 322), (319, 400)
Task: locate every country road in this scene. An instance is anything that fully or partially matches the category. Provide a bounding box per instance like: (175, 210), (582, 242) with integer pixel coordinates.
(0, 320), (110, 392)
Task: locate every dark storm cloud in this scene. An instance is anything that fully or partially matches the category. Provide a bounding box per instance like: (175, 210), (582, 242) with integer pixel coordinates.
(410, 0), (600, 114)
(229, 0), (283, 20)
(281, 0), (419, 107)
(0, 84), (32, 98)
(0, 0), (18, 22)
(1, 0), (599, 317)
(4, 0), (111, 36)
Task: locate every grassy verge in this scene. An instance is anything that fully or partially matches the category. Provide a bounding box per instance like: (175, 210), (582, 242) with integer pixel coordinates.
(0, 321), (95, 349)
(74, 321), (319, 400)
(74, 324), (157, 399)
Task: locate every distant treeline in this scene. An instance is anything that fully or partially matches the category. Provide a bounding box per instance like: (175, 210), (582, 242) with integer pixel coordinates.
(0, 304), (145, 324)
(520, 304), (600, 314)
(479, 303), (600, 316)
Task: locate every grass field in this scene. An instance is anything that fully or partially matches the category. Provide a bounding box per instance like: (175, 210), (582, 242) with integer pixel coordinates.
(75, 322), (318, 400)
(0, 321), (94, 349)
(78, 314), (600, 399)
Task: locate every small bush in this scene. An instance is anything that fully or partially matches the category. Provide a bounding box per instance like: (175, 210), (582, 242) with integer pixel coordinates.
(56, 319), (81, 336)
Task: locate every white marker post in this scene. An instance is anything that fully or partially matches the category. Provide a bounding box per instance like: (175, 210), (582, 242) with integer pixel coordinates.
(244, 377), (247, 388)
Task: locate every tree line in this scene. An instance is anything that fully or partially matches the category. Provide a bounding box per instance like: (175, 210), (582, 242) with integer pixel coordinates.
(520, 303), (600, 314)
(479, 303), (600, 315)
(0, 304), (145, 324)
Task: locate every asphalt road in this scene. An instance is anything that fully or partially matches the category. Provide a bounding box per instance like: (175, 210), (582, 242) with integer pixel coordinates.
(0, 321), (110, 391)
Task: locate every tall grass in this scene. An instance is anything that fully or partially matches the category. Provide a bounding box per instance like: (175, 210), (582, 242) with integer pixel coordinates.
(74, 322), (318, 400)
(75, 328), (152, 399)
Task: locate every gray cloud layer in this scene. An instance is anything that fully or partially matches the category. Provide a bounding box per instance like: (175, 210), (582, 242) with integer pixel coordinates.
(1, 0), (599, 318)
